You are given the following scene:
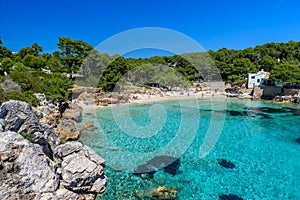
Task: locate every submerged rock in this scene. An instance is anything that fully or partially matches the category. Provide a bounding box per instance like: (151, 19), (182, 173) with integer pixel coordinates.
(296, 137), (300, 144)
(82, 121), (98, 131)
(134, 155), (180, 178)
(219, 194), (243, 200)
(134, 189), (146, 199)
(149, 186), (178, 200)
(218, 159), (236, 169)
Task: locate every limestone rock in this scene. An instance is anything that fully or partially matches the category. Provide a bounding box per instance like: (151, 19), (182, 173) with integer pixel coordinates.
(54, 142), (107, 194)
(0, 131), (59, 199)
(35, 105), (52, 119)
(55, 103), (83, 141)
(0, 100), (43, 134)
(0, 100), (57, 158)
(0, 100), (107, 199)
(41, 123), (61, 151)
(55, 119), (80, 141)
(0, 100), (62, 155)
(62, 103), (83, 122)
(39, 112), (61, 127)
(36, 188), (92, 200)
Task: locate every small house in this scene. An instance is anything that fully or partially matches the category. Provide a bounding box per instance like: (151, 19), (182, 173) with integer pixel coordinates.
(247, 69), (269, 89)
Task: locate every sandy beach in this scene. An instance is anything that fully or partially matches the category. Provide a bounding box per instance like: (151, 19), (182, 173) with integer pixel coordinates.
(79, 91), (227, 112)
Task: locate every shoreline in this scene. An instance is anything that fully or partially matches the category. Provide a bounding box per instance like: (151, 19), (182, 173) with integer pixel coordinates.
(79, 93), (300, 113)
(79, 92), (228, 112)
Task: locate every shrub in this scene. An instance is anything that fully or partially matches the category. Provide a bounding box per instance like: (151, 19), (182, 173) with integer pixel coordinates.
(20, 132), (35, 142)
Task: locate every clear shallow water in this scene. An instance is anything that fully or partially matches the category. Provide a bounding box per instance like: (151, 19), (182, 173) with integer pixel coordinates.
(79, 98), (300, 200)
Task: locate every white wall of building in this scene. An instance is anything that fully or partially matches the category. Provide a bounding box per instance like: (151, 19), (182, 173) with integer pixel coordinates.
(248, 71), (266, 88)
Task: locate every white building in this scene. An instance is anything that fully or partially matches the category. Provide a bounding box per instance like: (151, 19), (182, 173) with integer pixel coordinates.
(247, 69), (269, 89)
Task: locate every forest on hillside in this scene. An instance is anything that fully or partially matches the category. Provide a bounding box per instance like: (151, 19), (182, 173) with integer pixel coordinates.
(0, 37), (300, 105)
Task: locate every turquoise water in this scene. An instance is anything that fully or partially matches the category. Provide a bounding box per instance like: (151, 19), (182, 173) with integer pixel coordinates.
(80, 98), (300, 200)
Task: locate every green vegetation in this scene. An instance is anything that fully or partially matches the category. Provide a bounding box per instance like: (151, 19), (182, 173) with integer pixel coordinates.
(20, 132), (35, 142)
(0, 38), (300, 105)
(209, 41), (300, 85)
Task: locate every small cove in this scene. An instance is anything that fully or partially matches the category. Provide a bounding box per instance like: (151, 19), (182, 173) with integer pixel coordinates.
(80, 98), (300, 199)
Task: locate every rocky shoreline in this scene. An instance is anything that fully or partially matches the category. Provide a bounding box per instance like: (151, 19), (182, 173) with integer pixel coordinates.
(0, 100), (107, 200)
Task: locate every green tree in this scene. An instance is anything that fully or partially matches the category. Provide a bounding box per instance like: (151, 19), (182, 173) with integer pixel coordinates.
(270, 64), (300, 84)
(19, 43), (43, 59)
(0, 57), (14, 73)
(29, 56), (46, 69)
(19, 47), (36, 59)
(98, 56), (128, 91)
(32, 43), (43, 56)
(232, 58), (257, 78)
(0, 46), (12, 59)
(56, 37), (93, 79)
(46, 57), (65, 72)
(22, 54), (34, 67)
(260, 55), (277, 72)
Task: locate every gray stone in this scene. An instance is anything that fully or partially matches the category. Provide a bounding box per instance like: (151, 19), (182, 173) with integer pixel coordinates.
(62, 103), (82, 122)
(55, 119), (80, 141)
(41, 123), (61, 151)
(36, 189), (79, 200)
(0, 100), (55, 158)
(0, 100), (43, 134)
(35, 106), (52, 118)
(54, 142), (107, 194)
(0, 100), (107, 199)
(0, 131), (59, 198)
(0, 118), (4, 132)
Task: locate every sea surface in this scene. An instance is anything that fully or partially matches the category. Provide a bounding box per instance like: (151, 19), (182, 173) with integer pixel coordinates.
(79, 98), (300, 200)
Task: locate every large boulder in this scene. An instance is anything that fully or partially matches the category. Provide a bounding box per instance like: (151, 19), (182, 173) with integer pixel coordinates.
(55, 119), (80, 141)
(54, 103), (83, 141)
(54, 142), (107, 194)
(36, 189), (96, 200)
(0, 100), (61, 154)
(62, 103), (82, 122)
(0, 100), (43, 134)
(41, 123), (61, 151)
(39, 112), (61, 128)
(0, 131), (59, 199)
(0, 100), (107, 199)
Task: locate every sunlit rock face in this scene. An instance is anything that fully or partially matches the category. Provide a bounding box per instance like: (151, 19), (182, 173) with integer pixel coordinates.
(0, 100), (108, 200)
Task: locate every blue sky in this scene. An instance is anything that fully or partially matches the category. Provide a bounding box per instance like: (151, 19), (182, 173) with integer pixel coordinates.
(1, 0), (300, 56)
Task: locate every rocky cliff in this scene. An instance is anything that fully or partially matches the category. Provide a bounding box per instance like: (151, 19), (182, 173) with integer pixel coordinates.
(0, 100), (107, 200)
